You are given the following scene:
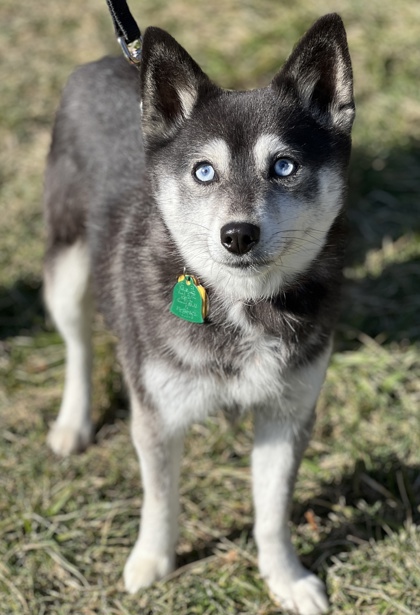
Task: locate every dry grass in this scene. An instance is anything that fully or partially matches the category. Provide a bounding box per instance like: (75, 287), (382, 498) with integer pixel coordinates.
(1, 0), (419, 613)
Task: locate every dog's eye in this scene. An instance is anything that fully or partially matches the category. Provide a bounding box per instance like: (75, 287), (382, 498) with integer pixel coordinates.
(194, 163), (216, 183)
(272, 158), (297, 178)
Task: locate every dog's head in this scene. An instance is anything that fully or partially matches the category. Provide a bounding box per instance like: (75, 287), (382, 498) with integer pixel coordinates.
(140, 14), (355, 301)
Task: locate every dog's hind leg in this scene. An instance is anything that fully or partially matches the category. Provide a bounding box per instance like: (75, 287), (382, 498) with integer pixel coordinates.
(123, 384), (184, 593)
(252, 349), (331, 615)
(44, 241), (93, 456)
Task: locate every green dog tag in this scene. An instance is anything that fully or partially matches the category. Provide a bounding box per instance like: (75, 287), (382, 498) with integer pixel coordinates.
(170, 274), (208, 323)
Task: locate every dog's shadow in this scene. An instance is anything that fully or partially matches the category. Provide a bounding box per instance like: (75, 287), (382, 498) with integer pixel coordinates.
(176, 453), (420, 571)
(0, 278), (44, 340)
(295, 453), (420, 571)
(338, 138), (420, 348)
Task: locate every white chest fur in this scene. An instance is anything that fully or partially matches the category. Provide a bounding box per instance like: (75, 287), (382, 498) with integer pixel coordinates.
(141, 315), (331, 434)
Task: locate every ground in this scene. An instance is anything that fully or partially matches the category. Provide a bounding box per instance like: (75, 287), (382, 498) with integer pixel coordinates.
(0, 0), (419, 613)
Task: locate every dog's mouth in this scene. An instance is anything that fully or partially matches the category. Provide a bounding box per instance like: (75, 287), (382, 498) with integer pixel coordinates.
(219, 257), (273, 274)
(211, 236), (295, 275)
(207, 236), (296, 278)
(226, 261), (265, 269)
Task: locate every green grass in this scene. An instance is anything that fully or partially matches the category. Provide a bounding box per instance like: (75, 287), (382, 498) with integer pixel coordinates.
(1, 0), (419, 613)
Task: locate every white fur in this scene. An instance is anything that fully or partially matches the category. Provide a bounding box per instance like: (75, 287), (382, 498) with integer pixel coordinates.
(332, 50), (355, 130)
(144, 336), (288, 434)
(225, 300), (257, 335)
(258, 165), (344, 287)
(124, 387), (184, 593)
(252, 348), (331, 615)
(145, 325), (331, 434)
(45, 241), (93, 455)
(195, 138), (231, 177)
(252, 134), (287, 172)
(178, 86), (198, 119)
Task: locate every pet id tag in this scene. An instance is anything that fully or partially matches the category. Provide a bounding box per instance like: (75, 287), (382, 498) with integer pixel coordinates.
(170, 274), (208, 323)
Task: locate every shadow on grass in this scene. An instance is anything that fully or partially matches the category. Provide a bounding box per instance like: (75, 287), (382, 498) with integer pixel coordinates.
(346, 138), (420, 262)
(296, 453), (420, 571)
(340, 256), (420, 346)
(176, 524), (254, 569)
(338, 138), (420, 348)
(176, 453), (419, 572)
(94, 376), (128, 434)
(0, 278), (45, 340)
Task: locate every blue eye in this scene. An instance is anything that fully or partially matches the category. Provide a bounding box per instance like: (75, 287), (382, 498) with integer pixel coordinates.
(194, 163), (216, 183)
(273, 158), (297, 178)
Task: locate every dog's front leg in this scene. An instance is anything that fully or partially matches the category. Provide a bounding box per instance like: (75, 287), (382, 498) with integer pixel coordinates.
(124, 386), (184, 594)
(252, 355), (331, 615)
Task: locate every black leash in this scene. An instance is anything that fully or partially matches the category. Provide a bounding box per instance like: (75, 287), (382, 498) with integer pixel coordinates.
(105, 0), (142, 66)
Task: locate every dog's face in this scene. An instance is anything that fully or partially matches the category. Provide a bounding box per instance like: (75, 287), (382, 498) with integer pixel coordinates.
(140, 14), (355, 300)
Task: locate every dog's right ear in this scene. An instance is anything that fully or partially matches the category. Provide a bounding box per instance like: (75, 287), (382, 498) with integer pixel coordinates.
(140, 27), (214, 144)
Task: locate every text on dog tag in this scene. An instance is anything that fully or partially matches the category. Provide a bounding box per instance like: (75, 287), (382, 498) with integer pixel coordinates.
(170, 274), (208, 323)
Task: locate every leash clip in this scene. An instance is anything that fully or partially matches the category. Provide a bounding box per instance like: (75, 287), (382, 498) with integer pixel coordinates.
(118, 36), (142, 65)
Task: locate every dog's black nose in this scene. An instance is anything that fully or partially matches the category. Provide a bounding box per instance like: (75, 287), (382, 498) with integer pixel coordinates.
(220, 222), (260, 255)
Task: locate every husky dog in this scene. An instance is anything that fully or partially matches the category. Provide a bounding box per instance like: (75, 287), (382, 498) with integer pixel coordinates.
(44, 13), (354, 615)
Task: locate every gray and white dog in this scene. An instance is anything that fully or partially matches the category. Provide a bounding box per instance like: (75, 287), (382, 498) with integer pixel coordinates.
(44, 13), (354, 615)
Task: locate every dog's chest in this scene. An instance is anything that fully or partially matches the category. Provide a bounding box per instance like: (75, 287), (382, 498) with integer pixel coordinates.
(142, 308), (291, 431)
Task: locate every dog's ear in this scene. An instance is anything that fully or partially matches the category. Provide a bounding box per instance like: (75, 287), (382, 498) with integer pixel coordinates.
(273, 14), (355, 132)
(140, 27), (214, 143)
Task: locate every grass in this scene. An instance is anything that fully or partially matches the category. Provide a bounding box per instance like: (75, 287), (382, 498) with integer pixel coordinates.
(0, 0), (419, 613)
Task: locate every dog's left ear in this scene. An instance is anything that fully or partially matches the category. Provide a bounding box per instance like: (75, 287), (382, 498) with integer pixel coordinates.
(273, 13), (355, 132)
(140, 27), (215, 144)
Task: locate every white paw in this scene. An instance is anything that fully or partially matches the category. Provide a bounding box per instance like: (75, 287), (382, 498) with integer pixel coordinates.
(47, 422), (93, 456)
(267, 571), (329, 615)
(123, 547), (174, 594)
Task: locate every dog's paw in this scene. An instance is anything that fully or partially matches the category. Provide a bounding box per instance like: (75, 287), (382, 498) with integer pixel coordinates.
(267, 571), (329, 615)
(47, 422), (93, 456)
(123, 547), (174, 594)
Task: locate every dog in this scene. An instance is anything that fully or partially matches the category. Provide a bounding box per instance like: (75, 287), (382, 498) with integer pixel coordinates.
(43, 13), (354, 615)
